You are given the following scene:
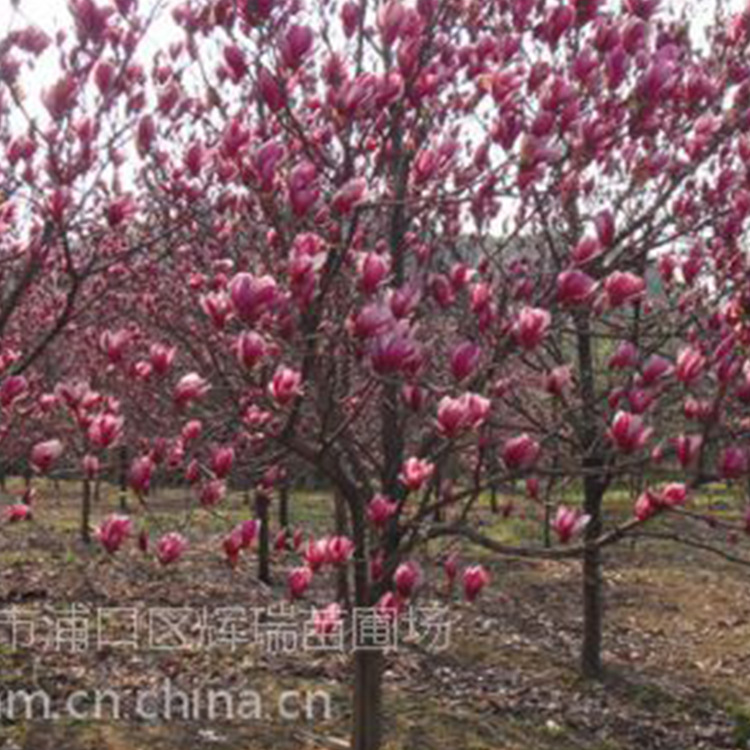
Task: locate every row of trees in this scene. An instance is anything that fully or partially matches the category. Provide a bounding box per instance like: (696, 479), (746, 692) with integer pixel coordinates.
(3, 0), (750, 747)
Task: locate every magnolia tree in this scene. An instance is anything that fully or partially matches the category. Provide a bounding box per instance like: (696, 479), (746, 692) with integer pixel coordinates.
(4, 0), (750, 748)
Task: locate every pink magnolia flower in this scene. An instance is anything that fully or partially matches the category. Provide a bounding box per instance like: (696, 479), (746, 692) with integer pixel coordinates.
(720, 445), (748, 479)
(88, 413), (123, 449)
(149, 343), (176, 376)
(634, 490), (660, 521)
(399, 457), (435, 491)
(552, 506), (590, 544)
(327, 535), (355, 565)
(236, 331), (266, 369)
(129, 455), (154, 495)
(199, 479), (226, 507)
(237, 519), (260, 548)
(571, 236), (602, 266)
(463, 565), (490, 602)
(608, 411), (652, 454)
(512, 307), (551, 350)
(280, 24), (314, 69)
(96, 514), (132, 554)
(30, 439), (63, 473)
(544, 365), (571, 398)
(436, 393), (490, 437)
(288, 566), (313, 599)
(349, 303), (395, 340)
(375, 591), (403, 619)
(660, 483), (688, 507)
(369, 324), (420, 375)
(313, 603), (342, 635)
(304, 538), (330, 572)
(268, 366), (303, 405)
(394, 561), (422, 598)
(359, 253), (390, 294)
(5, 504), (32, 523)
(229, 272), (277, 323)
(210, 445), (235, 479)
(181, 420), (203, 443)
(556, 270), (596, 305)
(603, 271), (645, 307)
(450, 341), (481, 381)
(174, 373), (210, 408)
(502, 434), (541, 471)
(0, 375), (27, 407)
(368, 494), (398, 528)
(332, 177), (367, 214)
(223, 528), (244, 567)
(640, 355), (673, 385)
(444, 552), (459, 588)
(257, 67), (286, 112)
(609, 341), (639, 370)
(675, 434), (702, 468)
(675, 347), (706, 385)
(156, 532), (188, 565)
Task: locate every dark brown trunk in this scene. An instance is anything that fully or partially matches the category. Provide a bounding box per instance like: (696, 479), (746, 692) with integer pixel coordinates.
(256, 491), (271, 584)
(118, 445), (128, 512)
(81, 478), (91, 544)
(352, 650), (384, 750)
(576, 312), (606, 679)
(334, 489), (350, 607)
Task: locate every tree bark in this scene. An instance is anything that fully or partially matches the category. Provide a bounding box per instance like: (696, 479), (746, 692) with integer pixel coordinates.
(119, 445), (128, 512)
(256, 491), (271, 585)
(576, 312), (606, 679)
(81, 478), (92, 544)
(352, 649), (384, 750)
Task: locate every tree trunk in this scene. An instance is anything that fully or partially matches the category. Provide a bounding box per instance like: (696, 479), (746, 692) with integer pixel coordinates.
(81, 478), (92, 544)
(119, 445), (128, 512)
(334, 489), (350, 607)
(575, 311), (606, 679)
(352, 649), (384, 750)
(256, 491), (271, 585)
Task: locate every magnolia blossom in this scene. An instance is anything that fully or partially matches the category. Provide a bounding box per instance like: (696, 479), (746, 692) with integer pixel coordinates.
(463, 565), (490, 602)
(304, 538), (330, 571)
(96, 515), (132, 554)
(512, 307), (551, 350)
(156, 532), (188, 565)
(675, 347), (706, 385)
(236, 331), (266, 369)
(502, 434), (541, 471)
(436, 393), (490, 437)
(129, 455), (154, 494)
(675, 434), (702, 468)
(367, 494), (398, 528)
(288, 566), (313, 599)
(394, 561), (422, 598)
(609, 341), (639, 370)
(552, 506), (590, 544)
(269, 366), (303, 405)
(608, 411), (652, 454)
(199, 479), (226, 507)
(399, 457), (435, 491)
(603, 271), (646, 307)
(174, 373), (210, 408)
(210, 445), (235, 479)
(450, 341), (481, 380)
(30, 439), (64, 473)
(327, 535), (355, 565)
(556, 270), (595, 305)
(88, 413), (123, 449)
(229, 272), (277, 322)
(660, 483), (688, 507)
(720, 445), (748, 479)
(5, 505), (32, 523)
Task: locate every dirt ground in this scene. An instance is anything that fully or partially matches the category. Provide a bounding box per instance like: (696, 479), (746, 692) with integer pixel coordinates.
(0, 482), (749, 750)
